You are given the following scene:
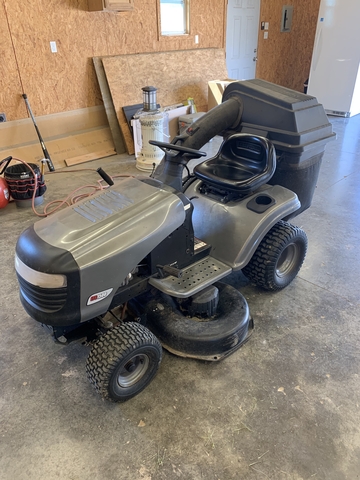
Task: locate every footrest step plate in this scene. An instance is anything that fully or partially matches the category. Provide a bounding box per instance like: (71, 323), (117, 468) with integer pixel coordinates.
(149, 256), (231, 298)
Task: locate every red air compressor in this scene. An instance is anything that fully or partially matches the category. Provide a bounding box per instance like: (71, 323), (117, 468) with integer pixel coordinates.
(0, 177), (10, 209)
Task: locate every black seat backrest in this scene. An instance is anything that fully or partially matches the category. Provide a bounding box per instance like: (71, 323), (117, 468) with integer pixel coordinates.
(193, 134), (276, 195)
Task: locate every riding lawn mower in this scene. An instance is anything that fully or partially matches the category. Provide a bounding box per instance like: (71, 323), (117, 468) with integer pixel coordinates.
(14, 79), (334, 402)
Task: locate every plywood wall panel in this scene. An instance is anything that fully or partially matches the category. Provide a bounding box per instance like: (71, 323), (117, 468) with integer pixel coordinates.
(0, 1), (27, 120)
(102, 2), (159, 56)
(0, 106), (109, 150)
(0, 106), (114, 170)
(102, 48), (228, 154)
(93, 57), (126, 154)
(0, 128), (115, 170)
(256, 0), (320, 92)
(191, 0), (226, 48)
(1, 0), (318, 124)
(5, 0), (108, 118)
(0, 0), (226, 122)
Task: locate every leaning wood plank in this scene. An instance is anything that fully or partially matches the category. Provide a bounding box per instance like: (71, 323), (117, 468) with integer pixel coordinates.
(65, 148), (116, 167)
(101, 49), (228, 155)
(0, 106), (110, 150)
(0, 128), (115, 170)
(93, 57), (126, 155)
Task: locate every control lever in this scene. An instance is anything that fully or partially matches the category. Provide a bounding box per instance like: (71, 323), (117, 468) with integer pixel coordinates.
(156, 264), (183, 278)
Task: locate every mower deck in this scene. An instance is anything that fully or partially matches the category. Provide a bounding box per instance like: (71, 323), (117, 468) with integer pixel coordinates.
(143, 282), (253, 361)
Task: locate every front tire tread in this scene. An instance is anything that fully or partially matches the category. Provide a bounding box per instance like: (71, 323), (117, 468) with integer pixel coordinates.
(86, 322), (162, 402)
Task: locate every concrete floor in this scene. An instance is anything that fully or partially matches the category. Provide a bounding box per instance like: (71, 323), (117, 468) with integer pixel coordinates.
(0, 115), (360, 480)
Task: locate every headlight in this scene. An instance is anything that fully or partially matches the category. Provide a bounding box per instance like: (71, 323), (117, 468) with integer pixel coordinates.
(15, 255), (67, 288)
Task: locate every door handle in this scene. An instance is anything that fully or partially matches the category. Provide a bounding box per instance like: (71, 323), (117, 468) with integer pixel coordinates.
(253, 56), (258, 62)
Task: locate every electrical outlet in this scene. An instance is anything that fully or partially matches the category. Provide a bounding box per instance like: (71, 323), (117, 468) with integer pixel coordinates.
(194, 35), (199, 44)
(50, 41), (57, 53)
(0, 113), (6, 122)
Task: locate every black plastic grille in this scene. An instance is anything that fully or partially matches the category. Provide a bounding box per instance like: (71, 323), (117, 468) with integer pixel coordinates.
(17, 274), (67, 313)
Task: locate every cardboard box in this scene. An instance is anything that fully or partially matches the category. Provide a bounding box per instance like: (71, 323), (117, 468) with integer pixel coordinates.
(165, 105), (189, 140)
(208, 79), (235, 111)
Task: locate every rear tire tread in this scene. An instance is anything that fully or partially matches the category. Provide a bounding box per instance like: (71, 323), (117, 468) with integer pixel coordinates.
(243, 220), (307, 291)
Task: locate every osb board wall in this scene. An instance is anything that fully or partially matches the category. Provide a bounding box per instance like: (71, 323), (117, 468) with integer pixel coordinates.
(102, 48), (228, 154)
(0, 0), (227, 122)
(256, 0), (321, 92)
(0, 2), (26, 119)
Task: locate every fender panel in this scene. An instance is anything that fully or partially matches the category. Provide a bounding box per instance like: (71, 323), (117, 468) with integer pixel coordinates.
(184, 180), (300, 270)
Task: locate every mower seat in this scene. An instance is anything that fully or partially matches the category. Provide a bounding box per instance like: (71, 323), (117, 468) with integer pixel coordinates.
(193, 134), (276, 195)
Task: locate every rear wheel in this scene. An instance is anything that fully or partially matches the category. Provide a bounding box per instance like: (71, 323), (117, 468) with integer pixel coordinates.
(86, 322), (162, 402)
(243, 220), (307, 291)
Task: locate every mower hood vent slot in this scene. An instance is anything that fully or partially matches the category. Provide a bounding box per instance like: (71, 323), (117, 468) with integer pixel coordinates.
(74, 191), (133, 223)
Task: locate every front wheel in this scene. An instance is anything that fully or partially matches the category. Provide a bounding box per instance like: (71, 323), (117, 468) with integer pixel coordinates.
(242, 220), (308, 291)
(86, 322), (162, 402)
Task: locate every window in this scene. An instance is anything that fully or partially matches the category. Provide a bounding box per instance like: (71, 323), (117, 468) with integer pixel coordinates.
(160, 0), (189, 36)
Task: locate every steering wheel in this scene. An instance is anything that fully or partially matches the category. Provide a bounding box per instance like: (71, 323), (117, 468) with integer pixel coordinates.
(149, 140), (207, 159)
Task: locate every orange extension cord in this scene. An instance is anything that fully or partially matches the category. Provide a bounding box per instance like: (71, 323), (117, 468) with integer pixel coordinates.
(10, 157), (133, 218)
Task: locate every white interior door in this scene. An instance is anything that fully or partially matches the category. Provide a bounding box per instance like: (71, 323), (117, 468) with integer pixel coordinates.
(226, 0), (260, 80)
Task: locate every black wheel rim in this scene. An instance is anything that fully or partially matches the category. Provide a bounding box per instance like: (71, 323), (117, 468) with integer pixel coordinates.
(116, 354), (150, 388)
(275, 243), (299, 278)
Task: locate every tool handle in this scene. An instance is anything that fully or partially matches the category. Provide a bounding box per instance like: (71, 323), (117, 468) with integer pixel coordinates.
(22, 94), (36, 124)
(97, 167), (114, 186)
(22, 93), (55, 172)
(42, 147), (55, 172)
(0, 156), (12, 176)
